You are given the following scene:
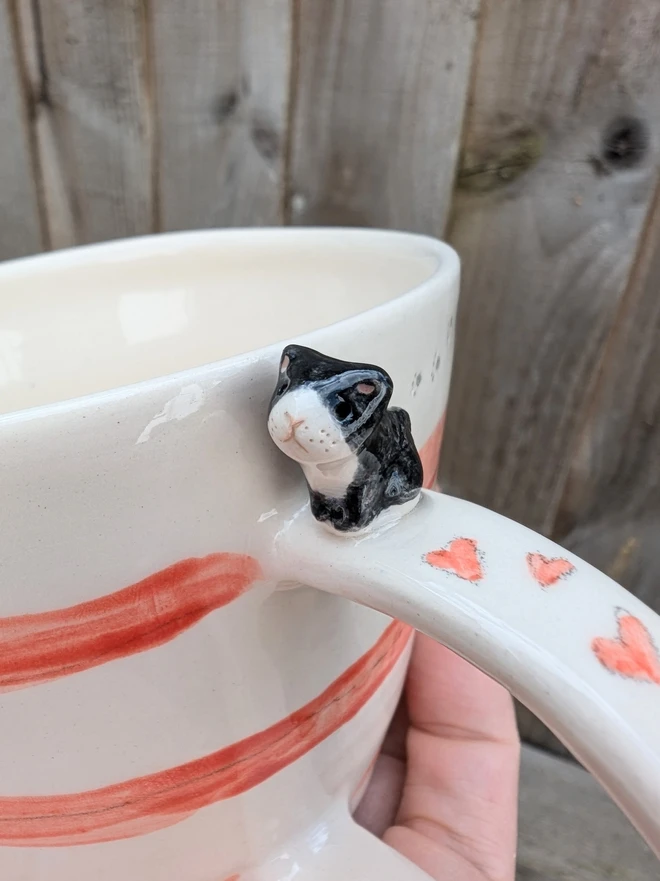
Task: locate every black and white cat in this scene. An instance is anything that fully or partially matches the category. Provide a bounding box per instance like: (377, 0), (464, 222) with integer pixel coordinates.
(267, 345), (423, 533)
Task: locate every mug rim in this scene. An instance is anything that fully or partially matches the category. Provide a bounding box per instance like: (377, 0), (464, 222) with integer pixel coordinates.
(0, 227), (460, 423)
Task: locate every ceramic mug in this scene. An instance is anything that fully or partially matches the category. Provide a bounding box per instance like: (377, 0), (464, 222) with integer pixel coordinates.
(0, 228), (658, 881)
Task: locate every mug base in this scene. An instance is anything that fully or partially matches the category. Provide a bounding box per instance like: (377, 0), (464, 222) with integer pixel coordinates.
(241, 807), (431, 881)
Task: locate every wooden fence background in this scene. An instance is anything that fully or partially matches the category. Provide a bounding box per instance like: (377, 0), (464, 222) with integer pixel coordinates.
(2, 0), (660, 756)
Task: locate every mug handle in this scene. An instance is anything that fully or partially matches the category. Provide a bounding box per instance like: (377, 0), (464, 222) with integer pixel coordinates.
(268, 488), (660, 861)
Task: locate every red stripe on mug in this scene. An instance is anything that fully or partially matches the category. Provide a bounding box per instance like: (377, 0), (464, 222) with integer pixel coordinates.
(0, 554), (262, 693)
(420, 414), (445, 489)
(0, 414), (442, 695)
(0, 619), (412, 846)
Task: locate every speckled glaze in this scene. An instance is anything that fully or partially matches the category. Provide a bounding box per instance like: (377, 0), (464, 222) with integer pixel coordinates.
(0, 228), (658, 881)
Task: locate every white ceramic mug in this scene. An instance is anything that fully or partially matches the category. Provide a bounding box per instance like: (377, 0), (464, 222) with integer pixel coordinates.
(0, 228), (658, 881)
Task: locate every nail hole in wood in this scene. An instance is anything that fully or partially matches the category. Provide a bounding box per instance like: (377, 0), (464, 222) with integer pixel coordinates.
(601, 116), (649, 170)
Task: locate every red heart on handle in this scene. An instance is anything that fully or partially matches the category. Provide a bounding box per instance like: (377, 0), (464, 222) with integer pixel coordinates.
(592, 613), (660, 685)
(527, 552), (575, 588)
(425, 538), (483, 583)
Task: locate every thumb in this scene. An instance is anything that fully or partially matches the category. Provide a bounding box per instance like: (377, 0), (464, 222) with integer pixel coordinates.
(385, 634), (520, 881)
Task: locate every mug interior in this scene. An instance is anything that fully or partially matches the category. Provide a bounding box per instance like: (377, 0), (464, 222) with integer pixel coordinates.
(0, 229), (446, 416)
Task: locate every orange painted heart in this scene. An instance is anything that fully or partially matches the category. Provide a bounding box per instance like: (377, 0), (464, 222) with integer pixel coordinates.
(592, 612), (660, 685)
(526, 552), (575, 588)
(424, 538), (483, 582)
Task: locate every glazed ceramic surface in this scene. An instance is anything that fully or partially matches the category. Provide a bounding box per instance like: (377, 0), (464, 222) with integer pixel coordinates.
(0, 230), (450, 880)
(1, 228), (659, 881)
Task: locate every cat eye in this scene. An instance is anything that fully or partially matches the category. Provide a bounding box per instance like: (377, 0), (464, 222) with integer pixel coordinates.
(333, 399), (352, 422)
(276, 380), (290, 397)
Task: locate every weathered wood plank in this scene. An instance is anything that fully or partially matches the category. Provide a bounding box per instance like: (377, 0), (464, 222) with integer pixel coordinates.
(442, 0), (660, 532)
(151, 0), (291, 230)
(440, 0), (660, 754)
(517, 745), (658, 880)
(17, 0), (155, 248)
(0, 0), (42, 258)
(288, 0), (479, 231)
(553, 180), (660, 613)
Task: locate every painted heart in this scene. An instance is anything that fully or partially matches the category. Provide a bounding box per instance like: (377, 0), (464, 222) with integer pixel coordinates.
(526, 552), (575, 587)
(592, 612), (660, 685)
(424, 538), (483, 582)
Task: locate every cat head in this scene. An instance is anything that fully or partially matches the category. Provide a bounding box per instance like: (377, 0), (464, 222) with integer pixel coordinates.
(267, 345), (393, 465)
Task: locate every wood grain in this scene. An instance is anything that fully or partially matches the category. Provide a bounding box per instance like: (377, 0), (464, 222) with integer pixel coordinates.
(517, 745), (657, 880)
(440, 0), (660, 753)
(287, 0), (479, 231)
(441, 0), (660, 535)
(151, 0), (291, 231)
(16, 0), (155, 248)
(0, 0), (42, 258)
(553, 180), (660, 614)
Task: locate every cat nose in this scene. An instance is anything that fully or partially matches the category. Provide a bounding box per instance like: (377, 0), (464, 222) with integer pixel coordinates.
(274, 411), (306, 444)
(284, 412), (305, 439)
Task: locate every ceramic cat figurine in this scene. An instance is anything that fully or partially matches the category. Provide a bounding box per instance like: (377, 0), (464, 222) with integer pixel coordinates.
(267, 345), (423, 533)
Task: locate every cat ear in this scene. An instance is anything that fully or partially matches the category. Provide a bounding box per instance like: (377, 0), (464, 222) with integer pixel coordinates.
(346, 370), (392, 410)
(352, 369), (391, 394)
